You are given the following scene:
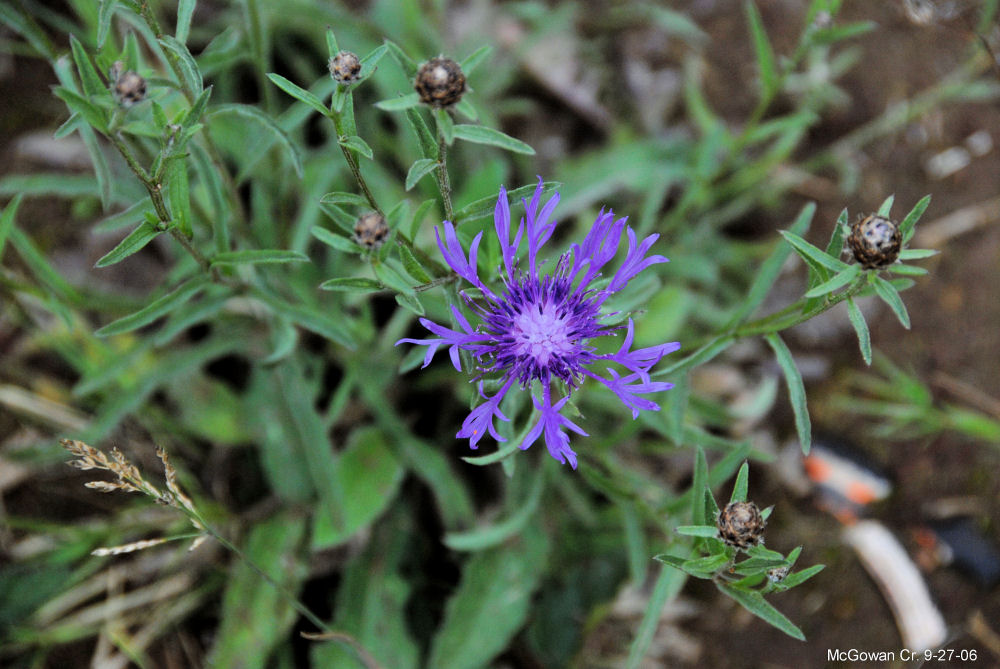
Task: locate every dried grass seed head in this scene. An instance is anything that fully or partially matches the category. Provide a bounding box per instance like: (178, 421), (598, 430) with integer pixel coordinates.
(848, 214), (902, 269)
(354, 211), (389, 249)
(414, 57), (467, 108)
(717, 500), (766, 550)
(329, 50), (362, 84)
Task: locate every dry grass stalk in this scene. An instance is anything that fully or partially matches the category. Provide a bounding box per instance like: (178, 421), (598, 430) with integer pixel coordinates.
(61, 439), (207, 554)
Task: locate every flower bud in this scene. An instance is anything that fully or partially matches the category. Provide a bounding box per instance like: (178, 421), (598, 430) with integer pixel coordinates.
(329, 50), (362, 85)
(354, 212), (389, 249)
(716, 501), (766, 551)
(848, 214), (902, 269)
(414, 57), (466, 108)
(110, 61), (146, 107)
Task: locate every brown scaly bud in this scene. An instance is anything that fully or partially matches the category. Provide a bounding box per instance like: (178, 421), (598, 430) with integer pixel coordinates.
(354, 211), (389, 249)
(414, 57), (467, 109)
(329, 50), (362, 85)
(109, 61), (147, 107)
(848, 214), (902, 270)
(716, 501), (766, 551)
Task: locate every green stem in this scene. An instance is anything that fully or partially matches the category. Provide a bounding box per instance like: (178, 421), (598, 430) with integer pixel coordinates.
(435, 131), (454, 221)
(330, 112), (381, 213)
(108, 133), (220, 281)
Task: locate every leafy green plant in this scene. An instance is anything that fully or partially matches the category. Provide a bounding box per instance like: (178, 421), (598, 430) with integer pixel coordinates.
(1, 0), (995, 666)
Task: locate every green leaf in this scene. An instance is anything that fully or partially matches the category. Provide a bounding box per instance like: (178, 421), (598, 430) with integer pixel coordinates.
(717, 584), (805, 640)
(803, 263), (860, 297)
(898, 248), (938, 260)
(404, 107), (438, 159)
(887, 264), (928, 276)
(97, 1), (118, 49)
(208, 514), (308, 669)
(691, 446), (708, 526)
(266, 72), (329, 116)
(211, 249), (309, 265)
(311, 427), (406, 549)
(780, 564), (825, 589)
(96, 277), (208, 336)
(779, 230), (848, 272)
(428, 523), (548, 669)
(627, 564), (688, 667)
(825, 207), (849, 256)
(95, 220), (163, 267)
(325, 28), (339, 57)
(454, 97), (478, 121)
(210, 104), (303, 177)
(453, 181), (560, 224)
(176, 0), (196, 44)
(846, 297), (872, 365)
(452, 124), (535, 154)
(181, 85), (213, 131)
(159, 34), (203, 94)
(69, 35), (107, 99)
(313, 513), (419, 669)
(675, 525), (719, 538)
(357, 44), (388, 82)
(53, 87), (108, 134)
(745, 1), (778, 100)
(311, 226), (362, 253)
(765, 333), (811, 454)
(435, 108), (454, 144)
(319, 277), (383, 292)
(730, 461), (749, 503)
(460, 45), (492, 73)
(166, 159), (192, 237)
(319, 191), (370, 207)
(0, 194), (23, 259)
(870, 274), (911, 329)
(460, 438), (522, 465)
(338, 134), (373, 159)
(397, 242), (432, 282)
(374, 93), (421, 111)
(877, 194), (895, 217)
(405, 158), (438, 190)
(384, 39), (417, 78)
(443, 470), (544, 551)
(899, 194), (931, 243)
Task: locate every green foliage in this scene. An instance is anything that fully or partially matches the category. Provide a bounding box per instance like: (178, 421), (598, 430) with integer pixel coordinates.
(0, 0), (977, 665)
(656, 460), (824, 640)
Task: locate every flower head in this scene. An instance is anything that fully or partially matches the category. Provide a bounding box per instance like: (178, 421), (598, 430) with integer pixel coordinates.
(397, 178), (680, 468)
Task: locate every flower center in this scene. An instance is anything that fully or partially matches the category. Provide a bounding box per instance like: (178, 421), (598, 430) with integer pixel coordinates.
(511, 301), (575, 366)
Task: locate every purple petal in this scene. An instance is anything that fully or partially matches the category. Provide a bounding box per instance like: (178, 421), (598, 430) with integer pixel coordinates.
(457, 379), (513, 450)
(607, 228), (668, 293)
(519, 385), (587, 468)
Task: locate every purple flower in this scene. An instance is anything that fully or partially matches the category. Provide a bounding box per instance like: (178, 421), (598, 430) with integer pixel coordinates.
(396, 178), (680, 468)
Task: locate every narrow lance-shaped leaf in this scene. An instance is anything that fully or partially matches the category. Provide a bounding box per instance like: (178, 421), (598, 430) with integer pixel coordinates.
(96, 277), (209, 337)
(803, 263), (860, 298)
(267, 73), (330, 117)
(717, 583), (805, 640)
(0, 194), (24, 258)
(779, 230), (848, 272)
(69, 35), (107, 99)
(765, 333), (811, 454)
(730, 461), (749, 503)
(877, 194), (895, 217)
(210, 104), (303, 177)
(405, 158), (438, 191)
(211, 250), (310, 265)
(745, 1), (778, 100)
(846, 297), (872, 365)
(452, 124), (535, 154)
(870, 274), (911, 329)
(339, 135), (373, 160)
(176, 0), (196, 44)
(159, 34), (203, 95)
(96, 219), (164, 267)
(899, 194), (931, 243)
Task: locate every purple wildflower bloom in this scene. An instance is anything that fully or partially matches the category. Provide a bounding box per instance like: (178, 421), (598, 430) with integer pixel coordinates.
(396, 178), (680, 468)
